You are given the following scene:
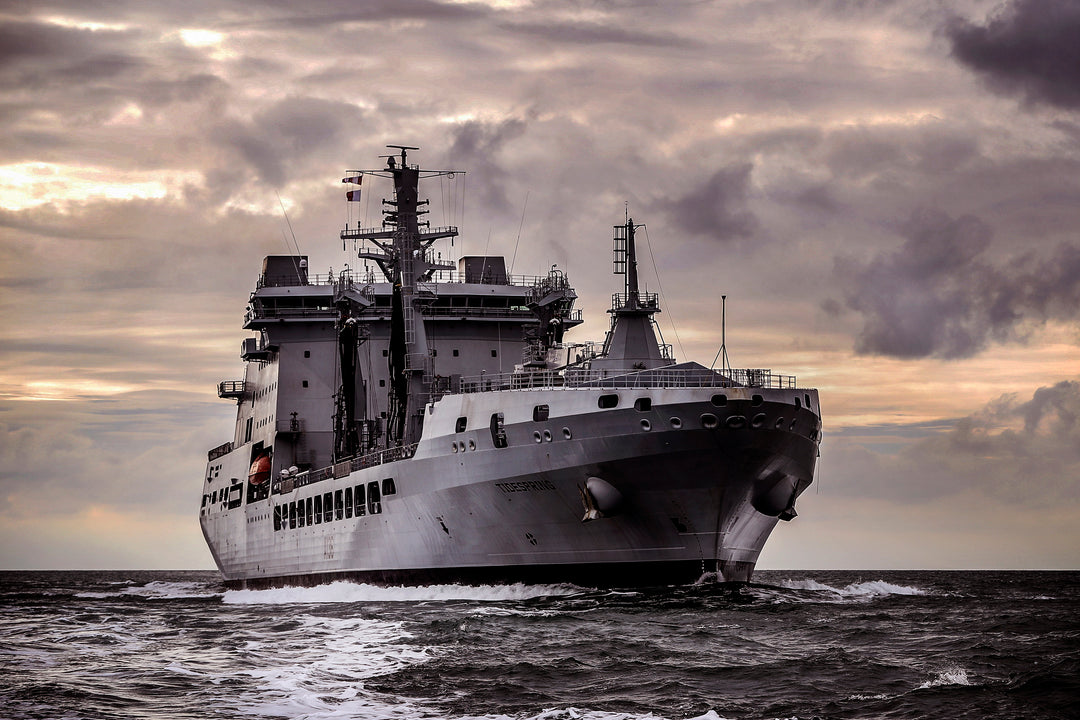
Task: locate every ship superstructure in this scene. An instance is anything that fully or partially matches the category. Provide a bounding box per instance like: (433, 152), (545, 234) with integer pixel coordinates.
(200, 147), (821, 588)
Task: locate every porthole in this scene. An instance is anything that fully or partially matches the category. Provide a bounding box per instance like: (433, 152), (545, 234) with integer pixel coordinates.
(634, 397), (652, 412)
(670, 417), (682, 429)
(641, 419), (652, 431)
(726, 415), (747, 429)
(533, 431), (543, 443)
(468, 439), (476, 451)
(775, 417), (785, 429)
(598, 394), (619, 409)
(751, 413), (767, 428)
(452, 443), (458, 453)
(700, 413), (719, 429)
(751, 394), (764, 407)
(562, 427), (572, 439)
(543, 429), (552, 442)
(789, 419), (798, 431)
(711, 394), (728, 407)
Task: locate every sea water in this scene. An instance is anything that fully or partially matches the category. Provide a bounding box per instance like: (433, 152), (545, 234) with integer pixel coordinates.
(1, 570), (1076, 719)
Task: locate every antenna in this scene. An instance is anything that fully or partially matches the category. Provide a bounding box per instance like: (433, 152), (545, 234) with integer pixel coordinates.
(711, 294), (732, 374)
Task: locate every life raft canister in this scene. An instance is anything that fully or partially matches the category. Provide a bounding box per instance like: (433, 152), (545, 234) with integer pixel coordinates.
(248, 454), (271, 485)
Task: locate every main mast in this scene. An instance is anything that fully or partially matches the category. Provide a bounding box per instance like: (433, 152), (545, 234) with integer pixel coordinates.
(341, 146), (458, 447)
(592, 215), (671, 371)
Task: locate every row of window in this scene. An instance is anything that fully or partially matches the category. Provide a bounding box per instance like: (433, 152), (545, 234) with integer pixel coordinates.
(273, 479), (397, 531)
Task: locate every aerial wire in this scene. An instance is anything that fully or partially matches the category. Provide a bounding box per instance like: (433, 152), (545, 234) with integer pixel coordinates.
(508, 191), (529, 275)
(642, 225), (686, 360)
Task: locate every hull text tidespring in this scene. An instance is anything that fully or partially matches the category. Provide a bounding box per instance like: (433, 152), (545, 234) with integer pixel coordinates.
(199, 147), (822, 589)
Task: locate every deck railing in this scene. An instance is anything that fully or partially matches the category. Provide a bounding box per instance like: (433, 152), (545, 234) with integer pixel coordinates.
(457, 366), (797, 393)
(273, 442), (419, 494)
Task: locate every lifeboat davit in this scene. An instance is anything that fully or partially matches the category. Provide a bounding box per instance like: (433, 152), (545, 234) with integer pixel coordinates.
(248, 454), (271, 485)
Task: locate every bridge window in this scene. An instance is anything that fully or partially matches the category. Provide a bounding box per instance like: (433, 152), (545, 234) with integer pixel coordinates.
(354, 484), (366, 516)
(368, 481), (382, 515)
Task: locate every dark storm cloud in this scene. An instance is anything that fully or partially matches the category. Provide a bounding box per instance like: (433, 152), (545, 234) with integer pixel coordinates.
(947, 0), (1080, 109)
(831, 208), (1080, 358)
(211, 96), (368, 187)
(0, 19), (145, 87)
(658, 164), (757, 242)
(231, 0), (489, 28)
(828, 380), (1080, 506)
(447, 117), (529, 216)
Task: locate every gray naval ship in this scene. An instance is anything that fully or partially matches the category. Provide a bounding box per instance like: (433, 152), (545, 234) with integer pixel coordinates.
(200, 146), (821, 589)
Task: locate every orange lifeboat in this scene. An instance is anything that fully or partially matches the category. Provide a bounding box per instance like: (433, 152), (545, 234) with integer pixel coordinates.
(248, 454), (271, 485)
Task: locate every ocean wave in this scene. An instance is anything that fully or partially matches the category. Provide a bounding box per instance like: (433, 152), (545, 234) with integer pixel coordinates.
(778, 578), (927, 598)
(917, 666), (972, 689)
(223, 580), (581, 605)
(75, 580), (219, 600)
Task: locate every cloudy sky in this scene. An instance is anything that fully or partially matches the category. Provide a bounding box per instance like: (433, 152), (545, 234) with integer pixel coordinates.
(1, 0), (1078, 570)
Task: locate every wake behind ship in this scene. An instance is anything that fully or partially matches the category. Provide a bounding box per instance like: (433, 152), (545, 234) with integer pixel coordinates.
(199, 146), (822, 589)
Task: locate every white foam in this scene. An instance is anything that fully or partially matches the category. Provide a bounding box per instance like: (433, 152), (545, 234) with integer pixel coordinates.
(223, 580), (580, 605)
(779, 578), (926, 598)
(918, 666), (972, 689)
(119, 580), (221, 600)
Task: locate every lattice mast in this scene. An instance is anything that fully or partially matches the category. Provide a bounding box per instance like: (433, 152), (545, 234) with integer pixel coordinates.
(341, 146), (458, 447)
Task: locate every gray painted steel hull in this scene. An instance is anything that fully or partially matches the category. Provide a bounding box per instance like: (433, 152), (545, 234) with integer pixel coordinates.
(201, 386), (820, 588)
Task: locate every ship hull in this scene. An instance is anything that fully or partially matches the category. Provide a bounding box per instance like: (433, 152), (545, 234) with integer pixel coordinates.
(201, 386), (820, 589)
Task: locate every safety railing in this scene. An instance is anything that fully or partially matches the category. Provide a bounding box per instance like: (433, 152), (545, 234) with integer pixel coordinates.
(454, 366), (797, 393)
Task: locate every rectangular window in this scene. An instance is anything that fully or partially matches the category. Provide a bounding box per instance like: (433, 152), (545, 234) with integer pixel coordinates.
(344, 487), (353, 518)
(244, 417), (253, 443)
(634, 398), (651, 412)
(490, 412), (508, 449)
(491, 349), (498, 357)
(302, 380), (309, 388)
(324, 492), (333, 523)
(306, 497), (313, 526)
(598, 394), (619, 409)
(297, 502), (305, 528)
(304, 350), (310, 358)
(456, 416), (467, 433)
(354, 484), (366, 516)
(289, 501), (296, 529)
(334, 490), (344, 520)
(273, 506), (281, 531)
(452, 349), (459, 357)
(382, 478), (396, 496)
(533, 404), (549, 422)
(314, 494), (322, 524)
(367, 481), (382, 515)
